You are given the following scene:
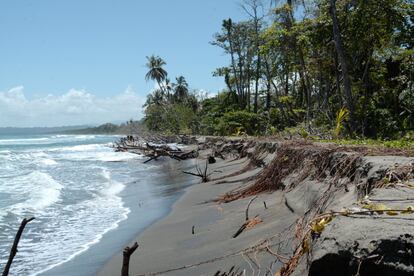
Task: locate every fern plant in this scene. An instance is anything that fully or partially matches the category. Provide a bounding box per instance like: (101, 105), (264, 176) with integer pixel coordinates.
(335, 107), (349, 137)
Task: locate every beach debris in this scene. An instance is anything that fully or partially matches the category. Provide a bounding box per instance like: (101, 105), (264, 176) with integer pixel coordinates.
(263, 201), (267, 209)
(122, 241), (139, 276)
(373, 162), (414, 189)
(276, 204), (414, 276)
(208, 155), (216, 164)
(246, 217), (262, 229)
(2, 217), (35, 276)
(245, 195), (258, 221)
(284, 195), (295, 213)
(114, 135), (199, 163)
(214, 266), (243, 276)
(233, 196), (259, 238)
(192, 225), (195, 235)
(221, 142), (367, 202)
(183, 160), (212, 183)
(232, 221), (249, 238)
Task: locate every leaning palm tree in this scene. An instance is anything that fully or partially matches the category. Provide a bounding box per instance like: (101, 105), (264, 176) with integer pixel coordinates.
(145, 55), (168, 95)
(174, 76), (189, 102)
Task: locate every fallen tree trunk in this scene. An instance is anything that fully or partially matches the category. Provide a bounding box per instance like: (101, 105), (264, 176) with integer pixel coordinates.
(113, 136), (198, 163)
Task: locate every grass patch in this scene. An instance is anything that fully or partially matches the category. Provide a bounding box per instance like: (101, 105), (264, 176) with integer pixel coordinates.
(317, 139), (414, 150)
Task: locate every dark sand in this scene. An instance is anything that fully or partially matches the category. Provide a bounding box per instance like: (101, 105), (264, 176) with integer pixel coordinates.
(99, 142), (414, 276)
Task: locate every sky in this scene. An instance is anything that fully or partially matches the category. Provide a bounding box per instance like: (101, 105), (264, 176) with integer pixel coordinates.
(0, 0), (247, 127)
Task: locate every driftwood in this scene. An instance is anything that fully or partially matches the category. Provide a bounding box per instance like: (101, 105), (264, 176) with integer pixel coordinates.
(245, 196), (258, 221)
(122, 242), (139, 276)
(114, 136), (198, 163)
(214, 266), (243, 276)
(232, 196), (258, 238)
(183, 160), (210, 183)
(208, 156), (216, 164)
(2, 217), (35, 276)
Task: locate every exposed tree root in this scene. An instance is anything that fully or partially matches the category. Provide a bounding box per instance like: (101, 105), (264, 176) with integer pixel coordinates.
(220, 141), (364, 202)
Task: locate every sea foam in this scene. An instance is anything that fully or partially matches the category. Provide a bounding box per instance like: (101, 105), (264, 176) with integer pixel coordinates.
(0, 134), (133, 276)
(9, 171), (63, 215)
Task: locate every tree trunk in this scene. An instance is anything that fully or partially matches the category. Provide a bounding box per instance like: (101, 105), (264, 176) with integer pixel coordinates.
(225, 19), (243, 104)
(330, 0), (356, 132)
(254, 54), (260, 113)
(122, 242), (139, 276)
(253, 9), (261, 114)
(263, 58), (272, 110)
(333, 47), (342, 106)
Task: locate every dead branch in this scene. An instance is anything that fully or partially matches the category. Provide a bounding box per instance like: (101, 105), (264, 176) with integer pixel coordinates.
(232, 222), (248, 239)
(246, 196), (258, 221)
(214, 266), (243, 276)
(233, 196), (259, 239)
(183, 160), (212, 182)
(122, 242), (139, 276)
(284, 196), (295, 213)
(2, 217), (35, 276)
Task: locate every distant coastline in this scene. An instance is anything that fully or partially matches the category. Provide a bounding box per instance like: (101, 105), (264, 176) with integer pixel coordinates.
(0, 120), (145, 136)
(64, 121), (145, 135)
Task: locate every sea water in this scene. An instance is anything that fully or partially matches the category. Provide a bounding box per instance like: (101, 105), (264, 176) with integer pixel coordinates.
(0, 134), (195, 276)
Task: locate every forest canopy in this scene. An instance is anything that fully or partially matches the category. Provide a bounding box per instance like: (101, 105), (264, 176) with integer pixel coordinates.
(142, 0), (413, 140)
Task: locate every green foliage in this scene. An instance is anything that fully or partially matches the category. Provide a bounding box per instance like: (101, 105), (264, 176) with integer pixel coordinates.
(334, 107), (349, 138)
(268, 108), (284, 129)
(319, 138), (414, 150)
(216, 111), (265, 136)
(142, 1), (413, 140)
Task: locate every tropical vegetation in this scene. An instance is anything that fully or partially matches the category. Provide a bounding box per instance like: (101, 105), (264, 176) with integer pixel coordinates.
(142, 0), (413, 140)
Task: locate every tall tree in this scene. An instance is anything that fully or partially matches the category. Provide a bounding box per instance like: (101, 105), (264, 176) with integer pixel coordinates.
(329, 0), (355, 132)
(242, 0), (265, 113)
(145, 55), (168, 96)
(174, 76), (189, 101)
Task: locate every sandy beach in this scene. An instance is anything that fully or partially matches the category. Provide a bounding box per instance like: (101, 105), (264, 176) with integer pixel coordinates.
(99, 138), (414, 276)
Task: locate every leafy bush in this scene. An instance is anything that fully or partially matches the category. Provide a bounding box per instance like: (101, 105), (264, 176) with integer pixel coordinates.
(216, 111), (266, 136)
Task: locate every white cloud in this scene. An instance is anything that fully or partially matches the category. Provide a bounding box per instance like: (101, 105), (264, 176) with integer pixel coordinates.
(0, 86), (146, 127)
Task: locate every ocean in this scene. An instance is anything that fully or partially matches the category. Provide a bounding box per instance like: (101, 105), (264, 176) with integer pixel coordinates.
(0, 134), (195, 276)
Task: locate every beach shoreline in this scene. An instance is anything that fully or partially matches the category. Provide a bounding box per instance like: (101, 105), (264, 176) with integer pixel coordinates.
(36, 150), (198, 276)
(99, 137), (414, 276)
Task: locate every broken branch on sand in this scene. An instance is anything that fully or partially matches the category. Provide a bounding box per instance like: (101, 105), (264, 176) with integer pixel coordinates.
(245, 196), (258, 221)
(183, 160), (211, 182)
(232, 196), (259, 238)
(2, 217), (35, 276)
(122, 242), (139, 276)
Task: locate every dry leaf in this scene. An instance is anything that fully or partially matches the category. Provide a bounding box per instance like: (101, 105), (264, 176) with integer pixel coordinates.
(246, 217), (262, 229)
(311, 216), (333, 234)
(386, 210), (399, 216)
(302, 238), (310, 253)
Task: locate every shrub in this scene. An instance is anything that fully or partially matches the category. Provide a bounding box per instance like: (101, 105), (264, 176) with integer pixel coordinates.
(216, 111), (266, 136)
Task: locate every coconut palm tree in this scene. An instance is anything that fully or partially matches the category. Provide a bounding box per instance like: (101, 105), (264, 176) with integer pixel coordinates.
(143, 89), (164, 107)
(164, 78), (173, 101)
(145, 55), (168, 95)
(174, 76), (189, 102)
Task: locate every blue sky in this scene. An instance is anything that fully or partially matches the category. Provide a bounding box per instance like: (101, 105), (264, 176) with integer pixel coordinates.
(0, 0), (247, 126)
